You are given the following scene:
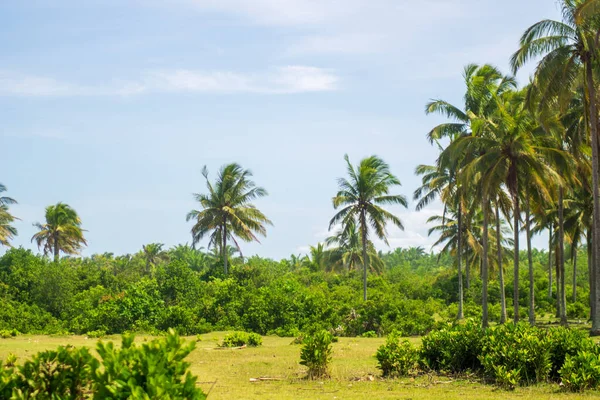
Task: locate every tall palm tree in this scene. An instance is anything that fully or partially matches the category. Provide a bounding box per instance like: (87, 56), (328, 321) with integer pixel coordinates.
(511, 0), (600, 334)
(330, 155), (407, 301)
(31, 202), (87, 262)
(186, 163), (272, 275)
(0, 184), (18, 247)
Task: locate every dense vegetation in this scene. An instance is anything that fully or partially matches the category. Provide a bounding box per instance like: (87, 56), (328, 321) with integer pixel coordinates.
(0, 245), (591, 338)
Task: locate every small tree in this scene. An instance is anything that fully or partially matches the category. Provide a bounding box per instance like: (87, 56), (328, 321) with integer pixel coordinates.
(300, 330), (333, 379)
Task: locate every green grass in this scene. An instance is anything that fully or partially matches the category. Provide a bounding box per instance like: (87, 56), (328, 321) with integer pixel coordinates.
(0, 332), (598, 399)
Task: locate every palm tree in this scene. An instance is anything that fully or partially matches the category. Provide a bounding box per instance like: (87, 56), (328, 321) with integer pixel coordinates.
(186, 163), (272, 275)
(0, 206), (18, 247)
(326, 221), (384, 274)
(330, 155), (407, 301)
(0, 184), (18, 247)
(142, 243), (168, 275)
(31, 202), (87, 262)
(415, 162), (466, 319)
(511, 0), (600, 334)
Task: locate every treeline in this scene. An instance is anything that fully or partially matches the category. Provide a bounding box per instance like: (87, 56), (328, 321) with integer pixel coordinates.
(0, 245), (590, 337)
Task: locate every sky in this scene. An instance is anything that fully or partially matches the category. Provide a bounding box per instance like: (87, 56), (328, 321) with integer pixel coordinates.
(1, 0), (563, 259)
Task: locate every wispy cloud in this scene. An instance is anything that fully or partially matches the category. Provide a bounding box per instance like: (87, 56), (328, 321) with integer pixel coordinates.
(285, 33), (386, 56)
(0, 66), (339, 97)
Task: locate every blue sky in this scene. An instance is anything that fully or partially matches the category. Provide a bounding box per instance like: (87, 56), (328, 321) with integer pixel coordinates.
(2, 0), (561, 259)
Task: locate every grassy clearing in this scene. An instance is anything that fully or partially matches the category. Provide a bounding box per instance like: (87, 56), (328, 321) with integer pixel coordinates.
(0, 332), (597, 399)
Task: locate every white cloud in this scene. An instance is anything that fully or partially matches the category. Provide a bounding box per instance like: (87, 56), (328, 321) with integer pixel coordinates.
(0, 66), (339, 97)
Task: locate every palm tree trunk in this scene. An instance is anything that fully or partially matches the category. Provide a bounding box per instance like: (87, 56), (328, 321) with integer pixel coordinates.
(53, 234), (59, 263)
(548, 227), (553, 299)
(482, 196), (490, 329)
(572, 245), (577, 303)
(496, 202), (507, 324)
(223, 223), (228, 275)
(465, 249), (471, 290)
(556, 246), (561, 318)
(586, 59), (600, 335)
(513, 194), (520, 324)
(526, 198), (535, 326)
(361, 211), (368, 302)
(457, 203), (464, 320)
(559, 186), (568, 326)
(589, 230), (594, 321)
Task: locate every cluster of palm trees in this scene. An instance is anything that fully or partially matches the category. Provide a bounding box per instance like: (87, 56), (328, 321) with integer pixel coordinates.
(414, 0), (600, 334)
(186, 156), (407, 301)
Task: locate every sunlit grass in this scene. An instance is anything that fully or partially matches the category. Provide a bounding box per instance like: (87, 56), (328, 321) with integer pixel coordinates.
(0, 332), (598, 399)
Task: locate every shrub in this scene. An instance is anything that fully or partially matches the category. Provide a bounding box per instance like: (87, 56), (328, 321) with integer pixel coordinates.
(362, 331), (377, 338)
(220, 331), (262, 347)
(559, 348), (600, 392)
(11, 345), (98, 399)
(419, 320), (484, 373)
(86, 329), (106, 339)
(376, 331), (419, 377)
(546, 327), (593, 381)
(300, 330), (333, 379)
(93, 329), (205, 399)
(479, 323), (551, 386)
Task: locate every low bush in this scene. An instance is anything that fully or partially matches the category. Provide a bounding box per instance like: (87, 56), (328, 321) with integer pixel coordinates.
(93, 330), (205, 399)
(419, 319), (483, 373)
(376, 331), (419, 377)
(0, 330), (206, 399)
(560, 348), (600, 392)
(0, 329), (18, 339)
(220, 331), (262, 347)
(86, 329), (106, 339)
(300, 330), (333, 379)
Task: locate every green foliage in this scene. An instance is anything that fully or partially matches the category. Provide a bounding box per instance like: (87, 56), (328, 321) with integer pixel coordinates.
(93, 330), (205, 399)
(86, 329), (106, 339)
(479, 323), (552, 386)
(11, 345), (98, 399)
(0, 329), (18, 339)
(375, 331), (419, 377)
(361, 330), (377, 338)
(419, 320), (483, 373)
(300, 330), (333, 379)
(559, 348), (600, 392)
(220, 331), (263, 347)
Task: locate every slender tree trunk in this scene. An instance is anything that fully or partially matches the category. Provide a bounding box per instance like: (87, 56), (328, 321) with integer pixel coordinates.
(223, 223), (228, 275)
(465, 252), (471, 290)
(53, 233), (59, 263)
(589, 230), (594, 321)
(457, 203), (464, 320)
(548, 227), (553, 299)
(572, 245), (577, 303)
(526, 198), (535, 326)
(482, 196), (490, 328)
(586, 59), (600, 335)
(496, 202), (507, 324)
(513, 194), (520, 324)
(559, 186), (568, 326)
(361, 211), (368, 302)
(556, 246), (561, 318)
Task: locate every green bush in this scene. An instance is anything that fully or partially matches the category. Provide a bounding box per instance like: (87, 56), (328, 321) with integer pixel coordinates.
(300, 330), (333, 379)
(86, 329), (106, 339)
(93, 329), (205, 399)
(220, 331), (263, 347)
(376, 331), (419, 377)
(479, 323), (551, 386)
(419, 320), (483, 373)
(0, 329), (19, 338)
(11, 345), (98, 399)
(362, 330), (377, 338)
(546, 327), (593, 381)
(559, 348), (600, 392)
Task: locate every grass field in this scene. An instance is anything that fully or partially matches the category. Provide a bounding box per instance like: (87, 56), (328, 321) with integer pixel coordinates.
(0, 332), (598, 399)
